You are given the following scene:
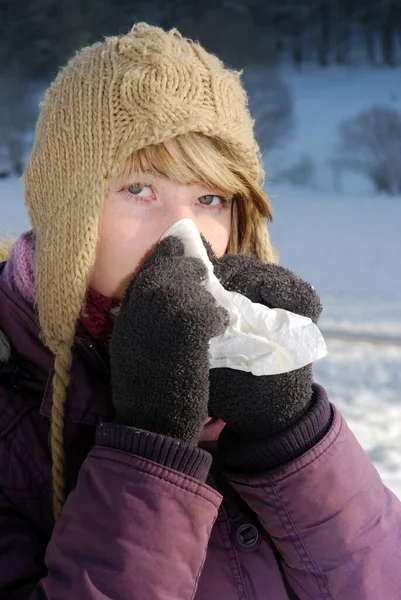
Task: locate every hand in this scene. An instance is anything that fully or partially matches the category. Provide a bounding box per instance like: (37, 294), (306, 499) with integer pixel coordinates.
(208, 251), (323, 442)
(109, 236), (229, 445)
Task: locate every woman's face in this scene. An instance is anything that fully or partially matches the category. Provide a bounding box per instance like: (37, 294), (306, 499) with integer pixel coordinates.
(90, 169), (233, 299)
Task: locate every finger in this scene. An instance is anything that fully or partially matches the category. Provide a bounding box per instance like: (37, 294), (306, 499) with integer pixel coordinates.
(135, 235), (186, 275)
(259, 265), (322, 323)
(168, 255), (208, 283)
(127, 254), (209, 303)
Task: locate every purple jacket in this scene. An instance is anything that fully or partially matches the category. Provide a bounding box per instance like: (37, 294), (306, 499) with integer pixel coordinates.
(0, 267), (400, 599)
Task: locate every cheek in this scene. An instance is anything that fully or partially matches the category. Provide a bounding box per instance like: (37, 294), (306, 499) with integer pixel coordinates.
(92, 199), (156, 297)
(92, 194), (232, 296)
(201, 211), (231, 258)
(212, 230), (230, 257)
(98, 195), (150, 258)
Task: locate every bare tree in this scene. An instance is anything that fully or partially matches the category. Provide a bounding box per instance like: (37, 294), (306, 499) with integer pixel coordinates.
(273, 154), (315, 187)
(334, 0), (351, 64)
(316, 1), (331, 67)
(333, 106), (401, 195)
(381, 0), (398, 67)
(360, 3), (378, 65)
(291, 8), (306, 67)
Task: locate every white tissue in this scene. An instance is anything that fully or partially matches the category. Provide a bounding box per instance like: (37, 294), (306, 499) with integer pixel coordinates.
(160, 219), (328, 376)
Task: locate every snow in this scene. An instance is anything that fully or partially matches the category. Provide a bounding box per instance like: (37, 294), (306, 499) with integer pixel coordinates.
(314, 340), (401, 498)
(0, 65), (401, 498)
(268, 186), (401, 336)
(266, 66), (401, 193)
(0, 176), (29, 236)
(266, 66), (401, 499)
(267, 186), (401, 499)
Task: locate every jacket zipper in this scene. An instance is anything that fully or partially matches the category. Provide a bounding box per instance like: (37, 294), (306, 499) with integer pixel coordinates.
(88, 342), (111, 375)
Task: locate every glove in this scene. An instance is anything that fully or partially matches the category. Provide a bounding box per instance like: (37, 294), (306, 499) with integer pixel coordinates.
(109, 236), (229, 446)
(208, 252), (323, 442)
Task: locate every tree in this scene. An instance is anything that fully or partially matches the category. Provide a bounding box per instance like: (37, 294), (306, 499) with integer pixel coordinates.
(172, 3), (277, 69)
(334, 0), (351, 65)
(360, 2), (378, 65)
(381, 0), (399, 67)
(316, 1), (331, 67)
(333, 106), (401, 195)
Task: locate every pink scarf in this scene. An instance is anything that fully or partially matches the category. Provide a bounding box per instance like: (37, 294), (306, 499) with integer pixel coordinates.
(2, 232), (119, 345)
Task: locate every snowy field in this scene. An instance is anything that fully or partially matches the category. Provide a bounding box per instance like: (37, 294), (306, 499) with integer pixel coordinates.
(268, 67), (401, 498)
(266, 184), (401, 498)
(1, 65), (400, 498)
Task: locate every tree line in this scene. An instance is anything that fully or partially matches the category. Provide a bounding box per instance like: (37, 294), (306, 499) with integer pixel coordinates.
(1, 0), (401, 79)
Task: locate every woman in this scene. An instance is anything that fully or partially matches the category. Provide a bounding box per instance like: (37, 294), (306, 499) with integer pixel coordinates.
(0, 23), (399, 599)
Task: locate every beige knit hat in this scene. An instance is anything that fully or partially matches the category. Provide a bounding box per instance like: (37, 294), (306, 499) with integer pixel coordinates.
(24, 22), (266, 518)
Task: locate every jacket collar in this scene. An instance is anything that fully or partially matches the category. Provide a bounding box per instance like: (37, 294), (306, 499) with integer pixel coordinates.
(0, 263), (114, 425)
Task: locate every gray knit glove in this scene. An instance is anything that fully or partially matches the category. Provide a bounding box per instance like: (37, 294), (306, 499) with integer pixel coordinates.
(109, 236), (229, 445)
(208, 252), (323, 442)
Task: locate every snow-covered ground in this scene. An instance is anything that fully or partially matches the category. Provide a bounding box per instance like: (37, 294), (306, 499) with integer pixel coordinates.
(267, 66), (401, 499)
(1, 65), (400, 498)
(269, 186), (401, 335)
(315, 340), (401, 497)
(267, 184), (401, 498)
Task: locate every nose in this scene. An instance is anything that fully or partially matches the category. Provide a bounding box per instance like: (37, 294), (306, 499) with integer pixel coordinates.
(164, 203), (198, 231)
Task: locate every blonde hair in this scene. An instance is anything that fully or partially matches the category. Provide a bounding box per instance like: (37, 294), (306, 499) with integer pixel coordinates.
(124, 132), (276, 262)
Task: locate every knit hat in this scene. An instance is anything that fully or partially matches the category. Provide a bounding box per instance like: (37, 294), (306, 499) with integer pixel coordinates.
(23, 22), (266, 518)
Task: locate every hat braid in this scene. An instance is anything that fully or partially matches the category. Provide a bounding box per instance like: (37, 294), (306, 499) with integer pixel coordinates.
(50, 344), (73, 519)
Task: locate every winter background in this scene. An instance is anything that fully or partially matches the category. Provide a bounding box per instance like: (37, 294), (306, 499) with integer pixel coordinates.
(1, 1), (400, 497)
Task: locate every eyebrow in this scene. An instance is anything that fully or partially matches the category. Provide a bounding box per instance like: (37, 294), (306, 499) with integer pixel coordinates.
(121, 171), (230, 195)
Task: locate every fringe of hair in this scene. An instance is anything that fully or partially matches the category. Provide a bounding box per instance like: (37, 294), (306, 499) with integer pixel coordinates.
(123, 132), (276, 263)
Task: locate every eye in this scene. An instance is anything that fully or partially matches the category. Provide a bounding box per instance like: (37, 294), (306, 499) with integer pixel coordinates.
(198, 195), (224, 206)
(126, 183), (153, 197)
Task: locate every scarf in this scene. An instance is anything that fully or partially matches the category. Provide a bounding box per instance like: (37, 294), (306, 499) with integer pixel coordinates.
(2, 231), (119, 345)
